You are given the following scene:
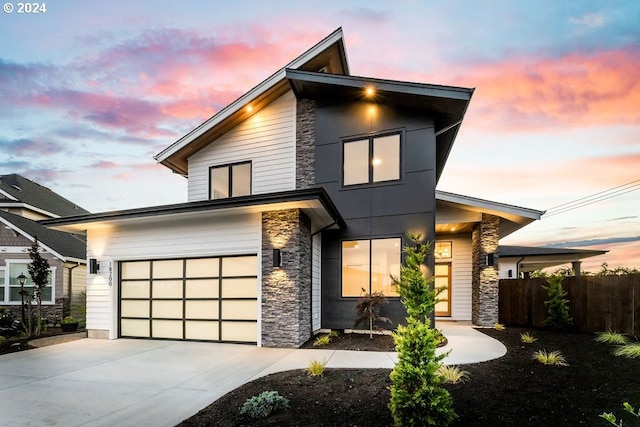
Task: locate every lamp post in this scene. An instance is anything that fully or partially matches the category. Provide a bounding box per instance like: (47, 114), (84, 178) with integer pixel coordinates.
(17, 272), (27, 324)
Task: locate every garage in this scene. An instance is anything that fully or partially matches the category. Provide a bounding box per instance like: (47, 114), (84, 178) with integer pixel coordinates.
(119, 255), (258, 343)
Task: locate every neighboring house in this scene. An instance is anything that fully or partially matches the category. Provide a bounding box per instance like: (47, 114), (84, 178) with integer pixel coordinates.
(499, 245), (608, 279)
(43, 29), (545, 347)
(0, 174), (88, 320)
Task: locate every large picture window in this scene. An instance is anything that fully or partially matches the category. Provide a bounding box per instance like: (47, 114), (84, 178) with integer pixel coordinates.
(2, 262), (55, 304)
(343, 133), (400, 186)
(341, 238), (401, 297)
(209, 162), (251, 199)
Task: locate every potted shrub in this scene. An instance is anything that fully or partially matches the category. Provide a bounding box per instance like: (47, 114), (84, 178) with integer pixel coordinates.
(60, 316), (79, 332)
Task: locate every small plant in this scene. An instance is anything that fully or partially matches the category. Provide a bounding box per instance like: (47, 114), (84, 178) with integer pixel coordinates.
(494, 323), (505, 331)
(437, 365), (469, 384)
(313, 334), (331, 346)
(613, 342), (640, 359)
(61, 316), (76, 324)
(354, 290), (392, 339)
(520, 332), (538, 343)
(328, 330), (339, 338)
(542, 275), (573, 330)
(0, 336), (5, 346)
(533, 349), (568, 366)
(305, 358), (328, 377)
(239, 390), (289, 419)
(595, 330), (629, 345)
(600, 402), (639, 426)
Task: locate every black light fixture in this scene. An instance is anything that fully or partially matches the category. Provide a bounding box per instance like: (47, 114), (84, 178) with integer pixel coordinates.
(273, 249), (282, 268)
(17, 272), (27, 323)
(485, 253), (495, 267)
(89, 258), (100, 274)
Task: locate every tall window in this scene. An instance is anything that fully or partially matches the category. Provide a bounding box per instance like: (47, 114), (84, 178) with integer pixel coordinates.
(209, 162), (251, 199)
(341, 238), (401, 297)
(343, 133), (400, 186)
(3, 262), (55, 304)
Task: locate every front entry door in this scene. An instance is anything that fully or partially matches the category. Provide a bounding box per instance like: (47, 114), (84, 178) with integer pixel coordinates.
(434, 263), (451, 317)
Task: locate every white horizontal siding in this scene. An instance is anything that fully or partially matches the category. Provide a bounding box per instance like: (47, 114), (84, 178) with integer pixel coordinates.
(437, 234), (473, 321)
(85, 213), (261, 338)
(312, 233), (322, 331)
(188, 91), (296, 201)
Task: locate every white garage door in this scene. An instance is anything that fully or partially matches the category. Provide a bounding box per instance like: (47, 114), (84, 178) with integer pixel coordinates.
(119, 255), (258, 343)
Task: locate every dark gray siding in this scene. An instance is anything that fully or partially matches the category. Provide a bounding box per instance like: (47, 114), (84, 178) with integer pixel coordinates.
(315, 100), (437, 329)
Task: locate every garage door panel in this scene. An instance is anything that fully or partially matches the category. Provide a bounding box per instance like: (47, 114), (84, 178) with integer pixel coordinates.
(185, 279), (219, 298)
(153, 280), (183, 298)
(121, 300), (149, 318)
(152, 300), (183, 319)
(222, 300), (258, 320)
(152, 320), (183, 339)
(121, 261), (150, 280)
(222, 321), (257, 342)
(153, 260), (184, 278)
(221, 278), (257, 298)
(185, 321), (219, 340)
(186, 258), (219, 278)
(121, 319), (150, 337)
(185, 300), (219, 319)
(222, 256), (257, 277)
(121, 281), (150, 298)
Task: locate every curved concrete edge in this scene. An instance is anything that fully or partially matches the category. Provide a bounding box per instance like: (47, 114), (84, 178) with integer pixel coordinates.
(436, 322), (507, 365)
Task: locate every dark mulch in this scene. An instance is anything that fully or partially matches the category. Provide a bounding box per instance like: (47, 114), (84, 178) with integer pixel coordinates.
(300, 332), (396, 352)
(0, 327), (79, 355)
(179, 327), (640, 427)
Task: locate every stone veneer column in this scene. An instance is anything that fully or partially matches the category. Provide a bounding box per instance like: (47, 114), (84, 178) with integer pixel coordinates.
(296, 99), (316, 190)
(471, 213), (500, 326)
(261, 209), (312, 347)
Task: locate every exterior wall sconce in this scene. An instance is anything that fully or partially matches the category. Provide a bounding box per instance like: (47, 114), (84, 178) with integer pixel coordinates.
(273, 249), (282, 268)
(485, 253), (495, 267)
(89, 258), (100, 274)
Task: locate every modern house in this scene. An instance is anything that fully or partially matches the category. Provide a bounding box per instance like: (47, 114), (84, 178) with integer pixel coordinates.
(43, 29), (546, 347)
(0, 174), (88, 321)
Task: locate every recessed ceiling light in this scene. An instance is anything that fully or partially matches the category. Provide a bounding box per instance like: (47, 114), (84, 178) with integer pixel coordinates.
(365, 86), (375, 97)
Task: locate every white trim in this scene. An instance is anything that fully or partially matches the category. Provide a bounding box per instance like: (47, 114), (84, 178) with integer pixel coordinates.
(0, 189), (18, 201)
(155, 28), (346, 164)
(3, 259), (56, 305)
(0, 216), (68, 262)
(0, 202), (61, 218)
(436, 190), (545, 219)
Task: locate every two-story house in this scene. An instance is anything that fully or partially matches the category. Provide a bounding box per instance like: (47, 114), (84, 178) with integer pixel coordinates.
(43, 29), (544, 347)
(0, 174), (88, 321)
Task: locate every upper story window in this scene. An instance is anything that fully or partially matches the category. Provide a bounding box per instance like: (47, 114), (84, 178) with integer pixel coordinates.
(209, 161), (251, 200)
(343, 133), (400, 186)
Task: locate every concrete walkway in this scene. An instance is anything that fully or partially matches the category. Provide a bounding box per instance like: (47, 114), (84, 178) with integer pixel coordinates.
(0, 323), (504, 427)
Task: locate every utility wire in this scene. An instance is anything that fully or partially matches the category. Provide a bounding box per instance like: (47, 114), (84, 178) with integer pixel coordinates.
(543, 179), (640, 219)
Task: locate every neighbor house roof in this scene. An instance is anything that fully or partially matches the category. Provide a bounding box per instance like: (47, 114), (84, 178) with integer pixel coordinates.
(435, 190), (545, 238)
(499, 245), (608, 272)
(155, 28), (349, 175)
(0, 210), (86, 262)
(41, 188), (346, 235)
(0, 174), (89, 217)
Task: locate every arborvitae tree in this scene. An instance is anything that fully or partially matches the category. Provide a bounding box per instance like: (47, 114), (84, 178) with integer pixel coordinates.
(542, 275), (573, 330)
(28, 237), (50, 336)
(388, 234), (456, 427)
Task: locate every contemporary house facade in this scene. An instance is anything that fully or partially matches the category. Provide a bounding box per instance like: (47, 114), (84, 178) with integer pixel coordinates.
(43, 29), (544, 347)
(0, 174), (87, 321)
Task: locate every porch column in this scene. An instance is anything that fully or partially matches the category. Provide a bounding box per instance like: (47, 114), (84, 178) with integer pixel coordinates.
(572, 261), (582, 277)
(472, 214), (500, 326)
(261, 209), (312, 347)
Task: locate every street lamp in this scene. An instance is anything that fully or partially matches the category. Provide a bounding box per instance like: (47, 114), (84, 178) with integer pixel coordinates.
(17, 272), (27, 324)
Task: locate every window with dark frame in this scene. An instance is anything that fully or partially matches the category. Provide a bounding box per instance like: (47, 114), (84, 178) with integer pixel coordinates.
(343, 133), (400, 186)
(341, 237), (401, 297)
(209, 162), (251, 200)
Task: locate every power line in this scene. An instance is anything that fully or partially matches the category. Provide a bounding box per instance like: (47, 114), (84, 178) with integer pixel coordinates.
(543, 179), (640, 219)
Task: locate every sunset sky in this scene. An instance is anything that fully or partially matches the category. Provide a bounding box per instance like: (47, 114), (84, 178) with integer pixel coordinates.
(1, 1), (638, 271)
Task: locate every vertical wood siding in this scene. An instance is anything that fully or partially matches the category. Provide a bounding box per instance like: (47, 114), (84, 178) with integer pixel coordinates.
(187, 91), (297, 201)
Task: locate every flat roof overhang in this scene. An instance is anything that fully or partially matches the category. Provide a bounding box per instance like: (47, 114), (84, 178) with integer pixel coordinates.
(40, 188), (346, 235)
(286, 69), (474, 182)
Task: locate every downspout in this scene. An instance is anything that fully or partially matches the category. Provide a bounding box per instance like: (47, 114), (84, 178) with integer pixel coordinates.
(515, 256), (525, 279)
(66, 262), (80, 316)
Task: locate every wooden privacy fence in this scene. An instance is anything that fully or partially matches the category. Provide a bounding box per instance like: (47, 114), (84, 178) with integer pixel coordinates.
(499, 274), (640, 336)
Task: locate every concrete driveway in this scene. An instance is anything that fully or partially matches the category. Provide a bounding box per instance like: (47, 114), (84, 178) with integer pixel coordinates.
(0, 323), (504, 426)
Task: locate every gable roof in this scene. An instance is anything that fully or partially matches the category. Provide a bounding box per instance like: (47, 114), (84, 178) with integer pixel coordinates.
(0, 174), (89, 218)
(155, 28), (349, 175)
(0, 210), (86, 262)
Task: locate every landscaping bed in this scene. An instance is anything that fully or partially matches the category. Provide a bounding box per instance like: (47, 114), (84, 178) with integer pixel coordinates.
(0, 327), (83, 355)
(300, 331), (396, 352)
(179, 327), (640, 426)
